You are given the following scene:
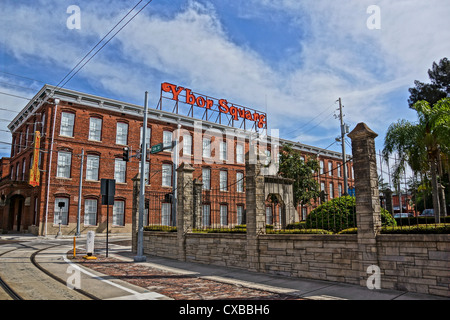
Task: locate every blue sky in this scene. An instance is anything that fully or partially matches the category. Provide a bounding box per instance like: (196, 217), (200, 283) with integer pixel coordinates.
(1, 0), (449, 176)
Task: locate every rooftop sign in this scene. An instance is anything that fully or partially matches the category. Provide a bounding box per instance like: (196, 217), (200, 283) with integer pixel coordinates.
(158, 82), (267, 132)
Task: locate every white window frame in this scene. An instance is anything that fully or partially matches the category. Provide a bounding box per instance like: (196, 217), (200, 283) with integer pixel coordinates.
(162, 164), (172, 187)
(328, 161), (333, 176)
(236, 172), (244, 192)
(220, 170), (228, 191)
(320, 160), (324, 174)
(86, 155), (100, 181)
(60, 112), (75, 137)
(84, 199), (97, 226)
(329, 182), (334, 199)
(202, 137), (211, 158)
(112, 200), (125, 226)
(116, 122), (128, 145)
(220, 204), (228, 226)
(220, 140), (227, 161)
(183, 134), (192, 156)
(163, 131), (173, 151)
(57, 151), (72, 178)
(202, 204), (211, 227)
(54, 197), (69, 225)
(236, 144), (244, 163)
(237, 205), (244, 225)
(88, 117), (102, 141)
(202, 168), (211, 190)
(114, 158), (126, 183)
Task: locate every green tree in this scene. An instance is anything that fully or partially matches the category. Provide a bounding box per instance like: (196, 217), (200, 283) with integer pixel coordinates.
(277, 144), (320, 209)
(408, 57), (450, 108)
(383, 98), (450, 221)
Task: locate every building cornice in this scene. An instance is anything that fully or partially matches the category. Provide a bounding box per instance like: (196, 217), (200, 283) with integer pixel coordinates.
(8, 85), (349, 161)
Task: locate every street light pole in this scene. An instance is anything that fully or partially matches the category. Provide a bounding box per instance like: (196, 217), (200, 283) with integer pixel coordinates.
(134, 91), (148, 262)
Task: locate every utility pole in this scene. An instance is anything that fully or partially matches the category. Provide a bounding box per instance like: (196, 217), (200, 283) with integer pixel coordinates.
(76, 148), (84, 236)
(134, 91), (148, 262)
(338, 98), (349, 195)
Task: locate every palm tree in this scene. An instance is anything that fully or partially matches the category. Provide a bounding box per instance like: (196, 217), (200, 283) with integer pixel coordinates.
(383, 98), (450, 221)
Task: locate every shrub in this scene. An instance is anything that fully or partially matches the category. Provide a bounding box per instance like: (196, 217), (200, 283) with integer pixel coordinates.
(305, 196), (397, 233)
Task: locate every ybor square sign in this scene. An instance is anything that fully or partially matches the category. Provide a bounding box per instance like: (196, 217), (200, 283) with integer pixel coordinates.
(160, 82), (267, 131)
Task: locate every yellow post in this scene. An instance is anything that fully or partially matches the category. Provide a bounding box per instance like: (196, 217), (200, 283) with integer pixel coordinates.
(73, 237), (76, 259)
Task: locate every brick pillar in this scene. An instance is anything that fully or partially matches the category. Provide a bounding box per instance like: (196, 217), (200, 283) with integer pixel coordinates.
(245, 147), (266, 272)
(176, 162), (195, 261)
(193, 179), (203, 229)
(131, 173), (140, 253)
(348, 122), (382, 287)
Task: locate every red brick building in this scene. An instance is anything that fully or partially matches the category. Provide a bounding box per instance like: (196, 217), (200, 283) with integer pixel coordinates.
(0, 85), (353, 235)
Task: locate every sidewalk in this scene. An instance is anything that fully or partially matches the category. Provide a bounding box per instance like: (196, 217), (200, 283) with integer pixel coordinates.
(2, 233), (448, 300)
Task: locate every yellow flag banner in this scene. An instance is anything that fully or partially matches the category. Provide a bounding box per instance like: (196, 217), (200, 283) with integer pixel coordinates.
(29, 131), (41, 187)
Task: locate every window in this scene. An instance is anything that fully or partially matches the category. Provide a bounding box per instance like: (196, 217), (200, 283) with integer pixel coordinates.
(114, 158), (126, 183)
(329, 182), (334, 199)
(237, 205), (245, 225)
(236, 144), (244, 163)
(220, 170), (227, 191)
(320, 182), (325, 192)
(112, 200), (125, 226)
(162, 164), (172, 187)
(16, 163), (20, 181)
(337, 163), (342, 177)
(328, 161), (333, 176)
(161, 203), (171, 226)
(86, 155), (99, 181)
(183, 134), (192, 156)
(265, 150), (271, 165)
(22, 159), (26, 181)
(220, 141), (227, 161)
(41, 112), (46, 132)
(140, 127), (151, 150)
(11, 137), (15, 156)
(266, 206), (273, 225)
(10, 165), (14, 180)
(163, 131), (172, 151)
(236, 172), (244, 192)
(202, 204), (211, 226)
(139, 161), (150, 184)
(320, 160), (324, 174)
(18, 132), (22, 153)
(220, 205), (228, 226)
(84, 199), (97, 226)
(60, 112), (75, 137)
(57, 151), (72, 178)
(202, 168), (211, 190)
(338, 184), (342, 197)
(202, 137), (211, 158)
(116, 122), (128, 145)
(88, 117), (102, 141)
(54, 197), (69, 225)
(302, 207), (307, 221)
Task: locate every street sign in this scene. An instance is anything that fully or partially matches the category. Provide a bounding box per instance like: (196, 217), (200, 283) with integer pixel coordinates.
(150, 143), (164, 154)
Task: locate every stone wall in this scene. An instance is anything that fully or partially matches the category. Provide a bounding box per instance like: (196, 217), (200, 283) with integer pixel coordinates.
(136, 122), (450, 298)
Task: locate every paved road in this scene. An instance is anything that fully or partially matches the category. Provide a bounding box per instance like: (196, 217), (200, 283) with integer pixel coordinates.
(0, 240), (89, 300)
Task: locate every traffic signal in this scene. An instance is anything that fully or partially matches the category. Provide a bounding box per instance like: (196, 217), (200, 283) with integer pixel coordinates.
(122, 147), (130, 162)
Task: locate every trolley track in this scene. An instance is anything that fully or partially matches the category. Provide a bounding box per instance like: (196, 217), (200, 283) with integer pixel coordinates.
(0, 242), (99, 300)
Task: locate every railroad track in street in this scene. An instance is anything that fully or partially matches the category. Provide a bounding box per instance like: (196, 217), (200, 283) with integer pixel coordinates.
(0, 241), (98, 300)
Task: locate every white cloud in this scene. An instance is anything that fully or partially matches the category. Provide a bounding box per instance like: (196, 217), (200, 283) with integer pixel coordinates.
(1, 0), (449, 151)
